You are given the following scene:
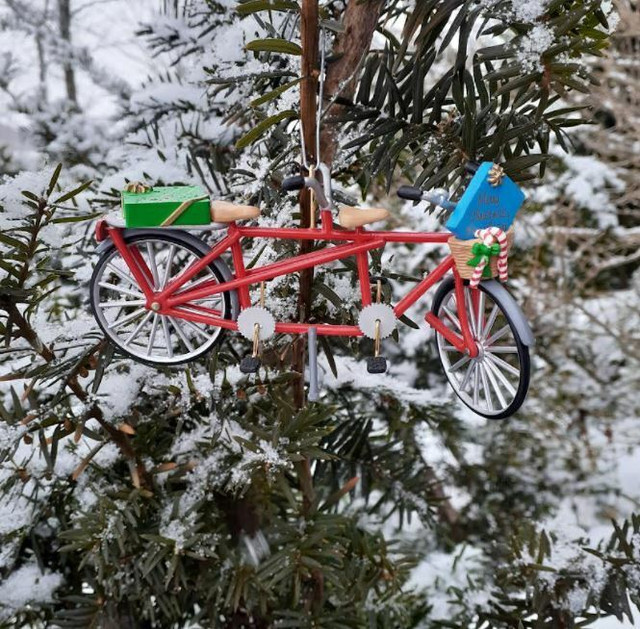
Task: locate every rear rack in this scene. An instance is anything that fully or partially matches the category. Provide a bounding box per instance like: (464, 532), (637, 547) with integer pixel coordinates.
(103, 211), (227, 232)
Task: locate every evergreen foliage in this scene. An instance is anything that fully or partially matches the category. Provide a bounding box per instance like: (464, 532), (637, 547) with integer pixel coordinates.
(0, 1), (638, 628)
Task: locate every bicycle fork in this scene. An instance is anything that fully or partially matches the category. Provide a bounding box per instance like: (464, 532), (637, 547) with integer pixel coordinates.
(424, 269), (479, 359)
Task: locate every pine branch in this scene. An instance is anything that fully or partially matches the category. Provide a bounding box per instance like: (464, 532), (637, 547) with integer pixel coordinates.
(3, 298), (152, 489)
(0, 179), (153, 491)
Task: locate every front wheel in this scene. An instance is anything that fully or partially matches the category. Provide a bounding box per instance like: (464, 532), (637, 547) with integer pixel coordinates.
(431, 278), (531, 419)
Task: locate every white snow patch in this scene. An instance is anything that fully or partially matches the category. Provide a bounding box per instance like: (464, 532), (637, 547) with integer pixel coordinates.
(518, 24), (554, 73)
(0, 562), (63, 619)
(513, 0), (550, 23)
(408, 545), (490, 619)
(0, 168), (51, 228)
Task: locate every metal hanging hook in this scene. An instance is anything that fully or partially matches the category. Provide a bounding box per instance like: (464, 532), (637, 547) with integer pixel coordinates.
(299, 24), (327, 172)
(314, 24), (327, 170)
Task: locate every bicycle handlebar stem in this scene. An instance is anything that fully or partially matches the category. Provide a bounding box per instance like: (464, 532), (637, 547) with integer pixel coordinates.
(399, 185), (457, 211)
(318, 163), (333, 209)
(423, 189), (456, 210)
(282, 174), (330, 209)
(303, 177), (330, 209)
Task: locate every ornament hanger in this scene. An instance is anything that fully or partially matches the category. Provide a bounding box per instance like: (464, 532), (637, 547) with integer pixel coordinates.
(300, 24), (327, 172)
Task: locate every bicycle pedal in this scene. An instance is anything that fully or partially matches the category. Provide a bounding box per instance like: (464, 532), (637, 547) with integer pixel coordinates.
(367, 356), (387, 374)
(240, 356), (261, 374)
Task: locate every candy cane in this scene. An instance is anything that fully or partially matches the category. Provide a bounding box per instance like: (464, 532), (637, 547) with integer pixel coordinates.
(469, 227), (509, 288)
(469, 254), (488, 288)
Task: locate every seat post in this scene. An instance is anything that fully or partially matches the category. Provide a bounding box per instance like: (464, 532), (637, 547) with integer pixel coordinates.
(321, 209), (333, 233)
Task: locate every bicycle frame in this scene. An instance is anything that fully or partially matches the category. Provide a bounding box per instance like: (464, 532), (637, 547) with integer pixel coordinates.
(103, 208), (479, 358)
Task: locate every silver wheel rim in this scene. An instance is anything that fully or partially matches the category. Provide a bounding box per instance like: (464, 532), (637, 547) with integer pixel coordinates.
(92, 238), (226, 364)
(436, 286), (523, 416)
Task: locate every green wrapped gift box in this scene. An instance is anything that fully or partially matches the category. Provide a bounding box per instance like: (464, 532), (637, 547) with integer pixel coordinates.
(121, 186), (211, 228)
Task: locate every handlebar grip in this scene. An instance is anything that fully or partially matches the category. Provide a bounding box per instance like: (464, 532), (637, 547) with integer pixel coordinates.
(282, 175), (306, 192)
(397, 185), (423, 202)
(465, 161), (480, 175)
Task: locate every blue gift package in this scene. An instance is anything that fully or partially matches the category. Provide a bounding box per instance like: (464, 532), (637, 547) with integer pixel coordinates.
(446, 162), (525, 240)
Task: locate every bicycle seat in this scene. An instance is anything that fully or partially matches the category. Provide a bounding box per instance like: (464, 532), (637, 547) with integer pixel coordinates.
(339, 206), (389, 229)
(211, 200), (261, 223)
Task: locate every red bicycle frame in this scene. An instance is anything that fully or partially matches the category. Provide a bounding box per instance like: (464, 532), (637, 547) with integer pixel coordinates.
(103, 209), (479, 358)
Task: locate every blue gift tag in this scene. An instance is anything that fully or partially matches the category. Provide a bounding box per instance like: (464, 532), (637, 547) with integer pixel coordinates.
(446, 162), (525, 240)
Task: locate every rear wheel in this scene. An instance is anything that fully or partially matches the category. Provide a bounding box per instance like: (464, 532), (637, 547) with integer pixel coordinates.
(431, 278), (530, 419)
(90, 232), (234, 365)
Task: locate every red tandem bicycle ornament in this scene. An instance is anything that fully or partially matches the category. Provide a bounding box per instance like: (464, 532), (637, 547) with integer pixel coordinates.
(90, 159), (533, 420)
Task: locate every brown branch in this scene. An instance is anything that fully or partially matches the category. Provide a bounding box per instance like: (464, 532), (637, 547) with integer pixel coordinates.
(57, 0), (78, 104)
(424, 466), (464, 542)
(293, 0), (323, 609)
(4, 299), (55, 362)
(2, 299), (153, 490)
(319, 0), (385, 166)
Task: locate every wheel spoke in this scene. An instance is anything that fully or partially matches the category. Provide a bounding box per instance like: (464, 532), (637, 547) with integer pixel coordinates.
(473, 363), (480, 407)
(465, 288), (477, 338)
(483, 360), (507, 408)
(182, 318), (213, 342)
(442, 306), (461, 331)
(192, 295), (223, 306)
(99, 281), (144, 299)
(459, 361), (475, 391)
(109, 308), (146, 331)
(449, 354), (471, 373)
(168, 316), (195, 353)
(486, 345), (518, 354)
(161, 245), (176, 288)
(486, 324), (509, 346)
(485, 356), (516, 396)
(481, 304), (499, 340)
(146, 242), (160, 289)
(176, 272), (217, 294)
(99, 299), (145, 309)
(486, 352), (520, 377)
(161, 316), (174, 358)
(124, 311), (153, 346)
(146, 314), (160, 356)
(479, 364), (494, 411)
(106, 262), (138, 287)
(477, 291), (486, 338)
(175, 304), (223, 319)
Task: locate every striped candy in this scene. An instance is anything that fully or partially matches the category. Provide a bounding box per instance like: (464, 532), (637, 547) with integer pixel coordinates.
(469, 227), (509, 288)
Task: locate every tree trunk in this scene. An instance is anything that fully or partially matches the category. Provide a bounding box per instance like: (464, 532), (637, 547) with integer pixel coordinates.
(58, 0), (77, 104)
(292, 0), (319, 408)
(319, 0), (385, 166)
(293, 0), (323, 611)
(35, 33), (48, 103)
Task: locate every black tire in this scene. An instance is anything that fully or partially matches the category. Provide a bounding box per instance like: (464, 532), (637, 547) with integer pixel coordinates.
(90, 231), (235, 366)
(431, 278), (530, 419)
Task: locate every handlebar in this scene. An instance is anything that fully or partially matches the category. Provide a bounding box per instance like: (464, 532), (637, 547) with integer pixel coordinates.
(397, 185), (423, 202)
(398, 160), (480, 210)
(282, 175), (305, 192)
(282, 175), (329, 208)
(465, 160), (480, 175)
(397, 185), (456, 210)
